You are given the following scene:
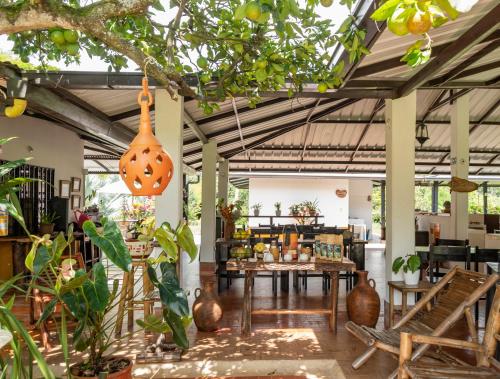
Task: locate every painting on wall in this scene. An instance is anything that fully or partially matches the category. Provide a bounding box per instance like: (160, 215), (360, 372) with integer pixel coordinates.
(71, 195), (81, 210)
(71, 177), (81, 192)
(59, 180), (70, 198)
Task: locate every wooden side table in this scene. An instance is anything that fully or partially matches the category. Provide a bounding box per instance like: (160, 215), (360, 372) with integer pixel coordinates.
(388, 280), (433, 327)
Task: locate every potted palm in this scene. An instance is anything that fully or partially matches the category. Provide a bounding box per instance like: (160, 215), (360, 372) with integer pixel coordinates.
(274, 202), (281, 216)
(39, 211), (58, 235)
(251, 203), (262, 216)
(392, 255), (421, 285)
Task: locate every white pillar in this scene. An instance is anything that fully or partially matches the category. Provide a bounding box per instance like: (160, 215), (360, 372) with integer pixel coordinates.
(385, 91), (416, 299)
(450, 94), (469, 240)
(154, 90), (184, 228)
(217, 159), (229, 206)
(200, 140), (218, 262)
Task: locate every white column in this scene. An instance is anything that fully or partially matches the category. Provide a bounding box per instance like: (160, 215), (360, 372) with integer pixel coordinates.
(154, 90), (184, 228)
(450, 94), (469, 240)
(200, 140), (218, 262)
(385, 91), (416, 298)
(217, 159), (229, 206)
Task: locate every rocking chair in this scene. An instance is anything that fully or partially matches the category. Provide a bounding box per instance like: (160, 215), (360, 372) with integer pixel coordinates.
(397, 284), (500, 378)
(345, 267), (498, 370)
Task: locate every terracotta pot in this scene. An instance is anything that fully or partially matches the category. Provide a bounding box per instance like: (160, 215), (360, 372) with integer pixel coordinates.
(346, 271), (380, 327)
(39, 223), (54, 235)
(70, 357), (132, 379)
(192, 281), (223, 332)
(224, 221), (235, 241)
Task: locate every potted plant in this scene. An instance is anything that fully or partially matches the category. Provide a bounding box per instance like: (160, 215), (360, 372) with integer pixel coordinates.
(303, 199), (320, 216)
(392, 255), (421, 285)
(26, 218), (134, 378)
(251, 203), (262, 216)
(217, 199), (243, 240)
(289, 203), (300, 216)
(39, 211), (58, 235)
(274, 202), (281, 216)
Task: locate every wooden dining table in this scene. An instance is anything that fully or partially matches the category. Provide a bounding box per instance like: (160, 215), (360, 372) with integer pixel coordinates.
(226, 258), (356, 336)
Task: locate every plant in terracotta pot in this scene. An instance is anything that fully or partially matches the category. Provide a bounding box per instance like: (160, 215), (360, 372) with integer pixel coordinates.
(25, 218), (134, 378)
(251, 203), (262, 216)
(392, 255), (421, 285)
(39, 211), (58, 235)
(274, 202), (281, 216)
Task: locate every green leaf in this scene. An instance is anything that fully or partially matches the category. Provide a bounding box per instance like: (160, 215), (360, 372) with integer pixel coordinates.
(33, 245), (51, 275)
(392, 256), (405, 274)
(154, 227), (179, 261)
(176, 222), (198, 262)
(255, 68), (268, 82)
(407, 255), (421, 273)
(234, 3), (247, 20)
(82, 263), (109, 312)
(435, 0), (460, 19)
(163, 308), (189, 349)
(83, 219), (131, 272)
(147, 262), (189, 317)
(370, 0), (400, 21)
(59, 273), (87, 295)
(0, 159), (28, 179)
(136, 314), (170, 333)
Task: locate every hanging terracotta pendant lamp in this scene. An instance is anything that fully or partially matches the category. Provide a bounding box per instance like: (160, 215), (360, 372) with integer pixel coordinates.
(119, 77), (173, 196)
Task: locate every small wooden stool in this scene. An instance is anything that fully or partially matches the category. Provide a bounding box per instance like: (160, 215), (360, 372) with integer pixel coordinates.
(388, 280), (433, 327)
(115, 242), (159, 337)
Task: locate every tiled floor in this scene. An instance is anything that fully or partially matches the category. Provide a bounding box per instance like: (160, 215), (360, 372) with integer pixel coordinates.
(15, 247), (400, 378)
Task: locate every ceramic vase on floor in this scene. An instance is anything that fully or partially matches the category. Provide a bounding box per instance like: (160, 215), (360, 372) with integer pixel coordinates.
(346, 271), (380, 327)
(192, 281), (223, 332)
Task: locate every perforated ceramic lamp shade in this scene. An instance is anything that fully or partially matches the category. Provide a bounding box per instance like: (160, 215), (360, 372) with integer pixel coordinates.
(119, 78), (173, 196)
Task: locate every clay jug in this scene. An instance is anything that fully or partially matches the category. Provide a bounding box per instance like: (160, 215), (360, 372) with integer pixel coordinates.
(346, 271), (380, 327)
(192, 281), (223, 332)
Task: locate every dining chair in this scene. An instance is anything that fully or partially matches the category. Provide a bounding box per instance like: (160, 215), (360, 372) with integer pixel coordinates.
(428, 245), (471, 283)
(435, 238), (469, 246)
(473, 248), (500, 326)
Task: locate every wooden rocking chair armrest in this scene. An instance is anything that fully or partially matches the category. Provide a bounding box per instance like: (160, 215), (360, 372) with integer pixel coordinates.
(345, 321), (376, 346)
(401, 332), (484, 352)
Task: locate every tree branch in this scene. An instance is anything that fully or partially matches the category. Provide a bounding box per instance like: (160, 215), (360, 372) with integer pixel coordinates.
(80, 0), (153, 20)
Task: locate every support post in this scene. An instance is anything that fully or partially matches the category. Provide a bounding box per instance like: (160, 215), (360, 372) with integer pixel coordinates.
(385, 91), (416, 300)
(154, 90), (184, 229)
(217, 159), (229, 206)
(200, 140), (218, 281)
(450, 94), (469, 240)
(432, 181), (439, 213)
(483, 182), (488, 214)
(381, 181), (386, 240)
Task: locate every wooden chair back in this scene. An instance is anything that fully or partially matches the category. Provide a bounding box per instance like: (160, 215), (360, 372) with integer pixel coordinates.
(415, 268), (487, 330)
(474, 248), (500, 263)
(429, 245), (471, 283)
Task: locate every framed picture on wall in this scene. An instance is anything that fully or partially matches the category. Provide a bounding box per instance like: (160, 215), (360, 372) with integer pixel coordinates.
(59, 180), (70, 198)
(71, 195), (81, 210)
(71, 177), (81, 192)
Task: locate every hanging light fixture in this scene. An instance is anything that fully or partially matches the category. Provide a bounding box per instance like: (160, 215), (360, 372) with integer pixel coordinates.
(415, 122), (429, 146)
(119, 77), (174, 196)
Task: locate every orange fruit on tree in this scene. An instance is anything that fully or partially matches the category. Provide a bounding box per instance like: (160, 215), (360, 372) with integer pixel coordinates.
(245, 1), (262, 22)
(407, 10), (432, 35)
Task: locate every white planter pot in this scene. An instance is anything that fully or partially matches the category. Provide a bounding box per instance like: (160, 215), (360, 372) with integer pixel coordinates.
(404, 270), (420, 286)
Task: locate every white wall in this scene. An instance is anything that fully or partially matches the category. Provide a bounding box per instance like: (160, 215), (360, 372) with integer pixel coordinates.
(248, 177), (349, 227)
(348, 179), (373, 236)
(0, 116), (84, 222)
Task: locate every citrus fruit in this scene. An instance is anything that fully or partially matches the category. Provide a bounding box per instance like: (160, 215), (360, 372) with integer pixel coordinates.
(200, 73), (211, 83)
(50, 30), (66, 45)
(407, 10), (432, 35)
(388, 8), (410, 36)
(245, 1), (262, 22)
(5, 98), (27, 118)
(197, 57), (208, 69)
(317, 83), (328, 93)
(66, 43), (80, 56)
(63, 30), (79, 43)
(320, 0), (333, 7)
(256, 59), (267, 69)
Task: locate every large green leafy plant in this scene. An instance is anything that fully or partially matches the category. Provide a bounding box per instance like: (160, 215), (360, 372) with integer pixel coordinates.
(0, 0), (479, 113)
(137, 220), (197, 348)
(25, 218), (133, 376)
